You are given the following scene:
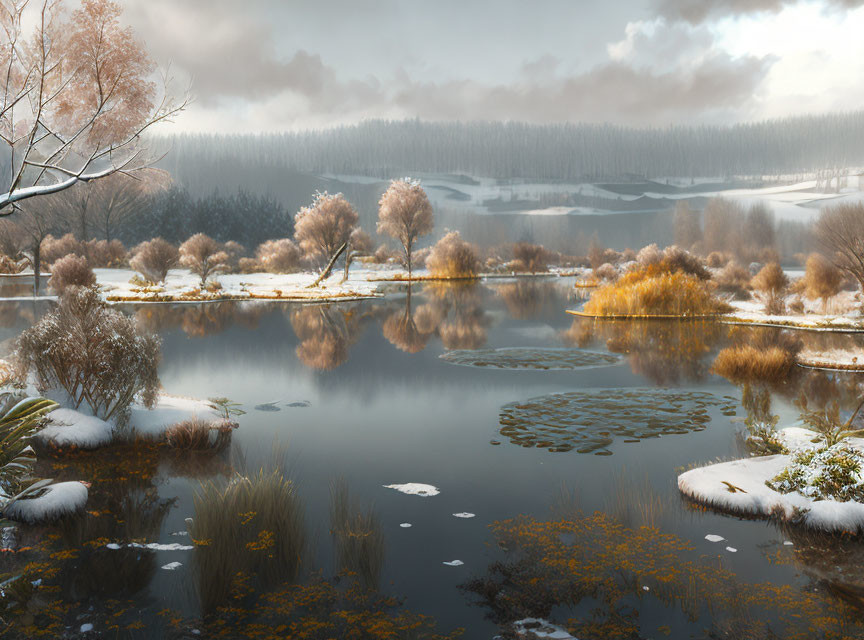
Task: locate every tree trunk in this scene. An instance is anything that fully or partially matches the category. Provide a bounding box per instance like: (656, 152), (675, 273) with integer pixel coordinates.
(308, 242), (347, 288)
(341, 241), (352, 284)
(33, 241), (41, 296)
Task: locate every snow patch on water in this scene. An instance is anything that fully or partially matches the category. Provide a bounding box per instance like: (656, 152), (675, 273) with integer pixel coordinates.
(383, 483), (440, 497)
(452, 512), (475, 518)
(161, 562), (182, 570)
(705, 534), (725, 543)
(399, 523), (412, 528)
(512, 617), (578, 639)
(442, 559), (463, 566)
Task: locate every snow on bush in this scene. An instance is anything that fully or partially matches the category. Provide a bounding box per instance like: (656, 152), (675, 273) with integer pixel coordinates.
(768, 443), (864, 502)
(3, 480), (88, 524)
(426, 231), (480, 278)
(47, 254), (96, 294)
(179, 233), (231, 286)
(129, 237), (179, 284)
(15, 287), (161, 423)
(255, 238), (302, 273)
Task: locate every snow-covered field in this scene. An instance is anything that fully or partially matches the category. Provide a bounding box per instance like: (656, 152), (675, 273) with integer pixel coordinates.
(724, 292), (864, 332)
(95, 267), (383, 303)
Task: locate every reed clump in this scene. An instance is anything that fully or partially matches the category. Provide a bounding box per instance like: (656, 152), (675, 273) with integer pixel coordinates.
(583, 266), (731, 317)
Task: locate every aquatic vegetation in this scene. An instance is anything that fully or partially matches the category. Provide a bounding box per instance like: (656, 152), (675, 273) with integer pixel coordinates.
(711, 339), (799, 385)
(583, 266), (731, 317)
(164, 417), (236, 452)
(207, 397), (246, 422)
(440, 347), (620, 370)
(741, 384), (786, 455)
(15, 286), (161, 422)
(462, 510), (864, 639)
(329, 479), (385, 588)
(798, 398), (864, 446)
(498, 388), (736, 454)
(769, 443), (864, 502)
(189, 468), (307, 612)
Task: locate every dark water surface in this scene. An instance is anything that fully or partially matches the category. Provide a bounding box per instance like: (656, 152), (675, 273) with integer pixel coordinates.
(5, 278), (864, 638)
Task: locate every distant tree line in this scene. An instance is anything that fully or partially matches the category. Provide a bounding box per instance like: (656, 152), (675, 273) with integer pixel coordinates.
(155, 113), (864, 184)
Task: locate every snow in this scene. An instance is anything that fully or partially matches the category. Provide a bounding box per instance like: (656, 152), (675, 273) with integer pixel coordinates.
(724, 292), (864, 332)
(452, 512), (475, 518)
(107, 542), (194, 551)
(34, 408), (113, 450)
(95, 268), (382, 303)
(679, 453), (864, 533)
(726, 547), (737, 552)
(128, 394), (221, 437)
(161, 562), (182, 570)
(798, 349), (864, 370)
(704, 534), (725, 542)
(3, 481), (88, 524)
(399, 523), (412, 528)
(80, 623), (93, 633)
(442, 560), (463, 566)
(383, 483), (440, 497)
(512, 618), (578, 639)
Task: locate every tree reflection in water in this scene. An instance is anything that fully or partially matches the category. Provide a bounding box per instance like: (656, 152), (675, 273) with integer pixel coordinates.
(494, 281), (566, 320)
(289, 304), (358, 371)
(382, 286), (431, 354)
(135, 302), (266, 338)
(562, 318), (725, 385)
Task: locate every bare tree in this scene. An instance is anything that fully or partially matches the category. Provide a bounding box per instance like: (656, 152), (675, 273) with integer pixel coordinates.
(673, 200), (701, 250)
(0, 0), (186, 215)
(14, 195), (62, 292)
(803, 252), (842, 313)
(294, 191), (358, 282)
(815, 203), (864, 292)
(87, 169), (170, 241)
(377, 178), (434, 278)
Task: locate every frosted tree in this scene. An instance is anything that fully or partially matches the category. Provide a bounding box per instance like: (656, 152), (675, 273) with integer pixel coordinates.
(294, 191), (358, 284)
(0, 0), (186, 215)
(179, 233), (230, 287)
(377, 178), (434, 278)
(815, 203), (864, 293)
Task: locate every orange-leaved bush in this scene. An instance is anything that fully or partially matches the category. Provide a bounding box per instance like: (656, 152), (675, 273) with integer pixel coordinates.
(584, 265), (731, 317)
(255, 238), (302, 273)
(426, 231), (480, 278)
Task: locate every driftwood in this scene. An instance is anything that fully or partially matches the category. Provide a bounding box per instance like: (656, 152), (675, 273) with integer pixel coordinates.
(307, 242), (347, 288)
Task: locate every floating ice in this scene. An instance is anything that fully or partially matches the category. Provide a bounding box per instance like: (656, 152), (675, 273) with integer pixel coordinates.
(161, 562), (182, 570)
(80, 623), (93, 633)
(399, 523), (412, 528)
(442, 560), (464, 566)
(726, 547), (737, 553)
(642, 586), (650, 591)
(784, 541), (794, 546)
(705, 534), (725, 543)
(106, 542), (193, 551)
(383, 483), (440, 497)
(512, 617), (577, 639)
(453, 512), (475, 518)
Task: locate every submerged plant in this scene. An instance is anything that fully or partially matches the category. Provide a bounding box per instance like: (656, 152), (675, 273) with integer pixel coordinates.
(15, 286), (161, 423)
(742, 384), (786, 455)
(799, 397), (864, 446)
(329, 478), (385, 588)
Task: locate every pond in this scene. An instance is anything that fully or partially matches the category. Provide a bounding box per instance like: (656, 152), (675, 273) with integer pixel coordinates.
(5, 278), (864, 638)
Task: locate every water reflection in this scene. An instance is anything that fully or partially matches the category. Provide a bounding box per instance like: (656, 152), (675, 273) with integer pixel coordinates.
(562, 318), (725, 384)
(382, 287), (431, 353)
(419, 283), (491, 350)
(494, 281), (568, 320)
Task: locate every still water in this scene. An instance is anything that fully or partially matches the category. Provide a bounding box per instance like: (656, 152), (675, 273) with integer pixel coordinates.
(5, 278), (864, 638)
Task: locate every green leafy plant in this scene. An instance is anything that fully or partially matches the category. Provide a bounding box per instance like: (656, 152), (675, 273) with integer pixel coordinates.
(800, 397), (864, 446)
(207, 396), (246, 421)
(768, 443), (864, 502)
(0, 395), (58, 522)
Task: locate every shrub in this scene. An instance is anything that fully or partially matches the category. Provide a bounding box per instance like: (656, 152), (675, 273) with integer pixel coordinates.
(752, 262), (789, 314)
(584, 267), (731, 317)
(129, 238), (179, 284)
(803, 253), (842, 313)
(706, 251), (731, 268)
(84, 239), (127, 267)
(768, 443), (864, 502)
(164, 417), (236, 452)
(0, 254), (24, 274)
(711, 344), (797, 384)
(15, 286), (161, 422)
(179, 233), (231, 286)
(255, 238), (302, 273)
(713, 261), (752, 299)
(47, 254), (96, 295)
(40, 233), (84, 265)
(593, 262), (619, 281)
(510, 242), (549, 273)
(636, 243), (662, 267)
(237, 257), (260, 273)
(221, 241), (245, 272)
(426, 231), (480, 278)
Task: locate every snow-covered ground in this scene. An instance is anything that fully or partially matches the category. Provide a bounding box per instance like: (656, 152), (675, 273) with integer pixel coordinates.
(798, 349), (864, 370)
(723, 292), (864, 332)
(95, 268), (383, 303)
(679, 427), (864, 533)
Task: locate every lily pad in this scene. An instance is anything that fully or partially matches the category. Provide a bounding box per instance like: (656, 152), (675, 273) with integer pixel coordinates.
(498, 388), (736, 454)
(440, 347), (621, 371)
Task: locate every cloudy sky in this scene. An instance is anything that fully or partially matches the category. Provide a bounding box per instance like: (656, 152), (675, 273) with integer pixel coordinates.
(122, 0), (864, 133)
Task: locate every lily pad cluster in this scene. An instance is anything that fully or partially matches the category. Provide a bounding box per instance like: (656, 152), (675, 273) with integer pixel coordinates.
(498, 389), (737, 454)
(440, 347), (621, 370)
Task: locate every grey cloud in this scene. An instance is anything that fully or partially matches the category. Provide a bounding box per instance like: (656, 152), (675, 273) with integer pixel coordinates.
(655, 0), (864, 23)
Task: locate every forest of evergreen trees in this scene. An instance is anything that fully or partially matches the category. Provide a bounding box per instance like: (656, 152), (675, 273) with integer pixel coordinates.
(155, 112), (864, 186)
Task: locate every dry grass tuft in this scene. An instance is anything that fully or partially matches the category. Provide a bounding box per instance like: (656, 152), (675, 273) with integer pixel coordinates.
(711, 344), (797, 384)
(164, 417), (237, 452)
(584, 267), (731, 317)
